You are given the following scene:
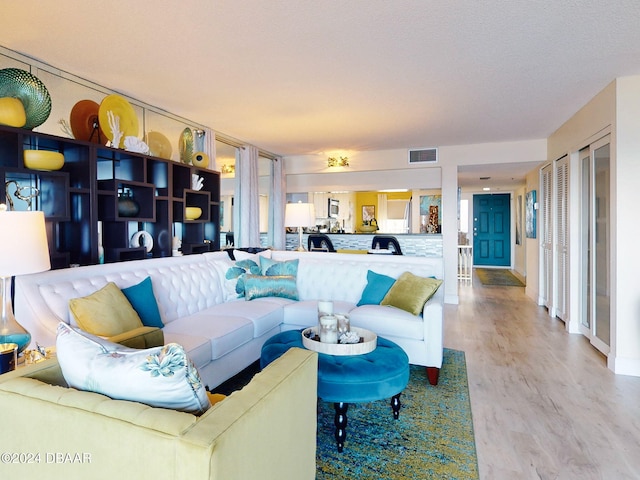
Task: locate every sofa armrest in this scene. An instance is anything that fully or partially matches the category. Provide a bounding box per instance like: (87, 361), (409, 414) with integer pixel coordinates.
(422, 286), (444, 369)
(0, 349), (318, 480)
(181, 347), (318, 480)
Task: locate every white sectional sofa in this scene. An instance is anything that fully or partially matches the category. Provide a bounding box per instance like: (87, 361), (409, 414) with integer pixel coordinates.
(14, 250), (444, 388)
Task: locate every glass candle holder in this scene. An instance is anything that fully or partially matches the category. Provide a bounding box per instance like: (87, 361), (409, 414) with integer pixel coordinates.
(317, 300), (333, 335)
(319, 315), (338, 344)
(336, 313), (350, 334)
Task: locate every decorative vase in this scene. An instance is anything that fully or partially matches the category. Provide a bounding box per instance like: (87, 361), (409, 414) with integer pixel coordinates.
(118, 190), (139, 217)
(179, 128), (193, 164)
(97, 221), (105, 264)
(0, 276), (31, 355)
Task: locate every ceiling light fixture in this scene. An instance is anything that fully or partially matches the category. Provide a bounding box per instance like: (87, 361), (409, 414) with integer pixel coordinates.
(328, 156), (349, 167)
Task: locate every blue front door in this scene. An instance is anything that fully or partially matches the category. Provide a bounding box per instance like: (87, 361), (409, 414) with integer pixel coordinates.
(473, 194), (510, 267)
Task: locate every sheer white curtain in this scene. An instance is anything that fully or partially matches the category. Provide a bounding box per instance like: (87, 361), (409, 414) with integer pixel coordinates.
(268, 156), (286, 250)
(233, 145), (260, 247)
(206, 129), (217, 171)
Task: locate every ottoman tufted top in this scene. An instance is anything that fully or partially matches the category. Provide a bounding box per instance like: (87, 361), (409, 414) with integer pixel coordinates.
(261, 330), (409, 403)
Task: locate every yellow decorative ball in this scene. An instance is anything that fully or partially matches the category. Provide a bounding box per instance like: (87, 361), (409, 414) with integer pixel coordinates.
(0, 97), (27, 127)
(192, 151), (209, 168)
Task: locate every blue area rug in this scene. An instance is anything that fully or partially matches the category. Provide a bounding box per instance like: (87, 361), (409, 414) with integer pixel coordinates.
(211, 348), (478, 479)
(316, 348), (479, 479)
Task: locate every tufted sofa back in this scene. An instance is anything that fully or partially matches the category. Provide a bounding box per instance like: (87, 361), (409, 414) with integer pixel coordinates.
(270, 251), (443, 303)
(15, 255), (225, 347)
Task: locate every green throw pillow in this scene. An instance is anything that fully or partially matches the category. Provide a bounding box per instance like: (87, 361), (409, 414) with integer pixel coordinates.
(69, 282), (143, 337)
(243, 274), (299, 301)
(121, 276), (164, 328)
(357, 270), (396, 306)
(380, 272), (442, 316)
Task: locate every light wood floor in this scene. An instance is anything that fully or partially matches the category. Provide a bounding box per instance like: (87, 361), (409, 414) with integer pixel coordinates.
(444, 273), (640, 480)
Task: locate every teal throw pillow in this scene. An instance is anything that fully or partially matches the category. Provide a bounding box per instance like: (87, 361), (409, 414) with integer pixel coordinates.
(357, 270), (397, 306)
(225, 259), (261, 297)
(259, 257), (299, 277)
(121, 277), (164, 328)
(243, 275), (299, 301)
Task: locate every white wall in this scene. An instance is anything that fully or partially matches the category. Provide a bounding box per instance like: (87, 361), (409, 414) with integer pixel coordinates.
(513, 185), (527, 278)
(547, 75), (640, 376)
(613, 76), (640, 375)
(523, 168), (540, 303)
(286, 149), (441, 192)
(285, 139), (547, 304)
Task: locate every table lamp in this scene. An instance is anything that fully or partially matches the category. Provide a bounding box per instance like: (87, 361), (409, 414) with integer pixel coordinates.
(0, 205), (51, 354)
(285, 202), (316, 251)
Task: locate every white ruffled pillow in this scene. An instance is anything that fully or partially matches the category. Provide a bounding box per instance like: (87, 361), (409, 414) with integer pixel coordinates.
(56, 323), (211, 415)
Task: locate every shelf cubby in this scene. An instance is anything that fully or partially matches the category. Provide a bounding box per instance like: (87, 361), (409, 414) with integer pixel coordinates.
(0, 124), (220, 267)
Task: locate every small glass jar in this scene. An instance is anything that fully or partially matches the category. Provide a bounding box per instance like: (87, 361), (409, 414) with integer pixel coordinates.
(335, 313), (350, 335)
(319, 315), (338, 344)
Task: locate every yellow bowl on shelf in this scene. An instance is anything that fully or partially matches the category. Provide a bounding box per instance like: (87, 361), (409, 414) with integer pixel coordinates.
(185, 206), (202, 220)
(359, 225), (378, 233)
(23, 150), (65, 171)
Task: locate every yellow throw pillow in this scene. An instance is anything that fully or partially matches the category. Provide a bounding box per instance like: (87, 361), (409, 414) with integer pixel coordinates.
(380, 272), (442, 316)
(206, 392), (227, 406)
(69, 282), (143, 336)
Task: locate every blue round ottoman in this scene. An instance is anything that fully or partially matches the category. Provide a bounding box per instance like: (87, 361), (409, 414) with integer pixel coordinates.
(261, 329), (410, 452)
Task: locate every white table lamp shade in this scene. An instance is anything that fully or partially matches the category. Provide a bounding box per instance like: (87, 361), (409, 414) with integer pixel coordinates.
(285, 202), (316, 228)
(0, 210), (51, 277)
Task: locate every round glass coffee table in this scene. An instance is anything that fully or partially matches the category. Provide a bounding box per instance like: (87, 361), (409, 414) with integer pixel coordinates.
(261, 329), (410, 452)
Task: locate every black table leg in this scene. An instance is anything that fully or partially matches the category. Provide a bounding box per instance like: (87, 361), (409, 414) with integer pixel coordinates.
(391, 393), (402, 419)
(334, 402), (348, 453)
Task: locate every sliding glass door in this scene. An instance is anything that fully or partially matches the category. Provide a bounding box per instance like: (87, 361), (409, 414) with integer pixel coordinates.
(579, 136), (610, 353)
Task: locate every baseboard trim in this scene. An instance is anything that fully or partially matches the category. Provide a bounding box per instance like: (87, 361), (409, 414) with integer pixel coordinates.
(611, 355), (640, 377)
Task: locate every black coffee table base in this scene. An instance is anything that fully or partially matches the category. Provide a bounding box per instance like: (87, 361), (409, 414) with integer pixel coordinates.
(333, 393), (403, 453)
(260, 331), (410, 453)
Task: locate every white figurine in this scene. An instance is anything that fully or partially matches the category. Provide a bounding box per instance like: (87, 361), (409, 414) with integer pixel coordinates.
(107, 110), (123, 148)
(191, 174), (204, 191)
(124, 136), (150, 154)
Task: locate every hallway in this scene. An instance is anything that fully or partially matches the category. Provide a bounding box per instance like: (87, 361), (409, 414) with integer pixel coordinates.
(444, 274), (640, 479)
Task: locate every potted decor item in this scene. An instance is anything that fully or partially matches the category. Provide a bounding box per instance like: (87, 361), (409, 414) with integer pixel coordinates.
(117, 189), (140, 217)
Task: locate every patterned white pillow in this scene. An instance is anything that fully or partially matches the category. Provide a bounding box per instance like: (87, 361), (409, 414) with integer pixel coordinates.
(56, 323), (211, 414)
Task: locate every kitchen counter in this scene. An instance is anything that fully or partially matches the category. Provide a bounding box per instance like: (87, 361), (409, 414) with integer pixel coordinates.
(285, 233), (442, 257)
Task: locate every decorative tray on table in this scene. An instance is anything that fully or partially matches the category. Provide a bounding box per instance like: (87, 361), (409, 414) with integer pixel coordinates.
(301, 327), (377, 356)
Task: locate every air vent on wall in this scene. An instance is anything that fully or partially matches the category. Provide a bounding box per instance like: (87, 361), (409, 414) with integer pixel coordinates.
(408, 148), (438, 164)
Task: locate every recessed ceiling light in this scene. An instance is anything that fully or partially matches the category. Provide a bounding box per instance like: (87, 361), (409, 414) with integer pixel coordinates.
(483, 187), (491, 191)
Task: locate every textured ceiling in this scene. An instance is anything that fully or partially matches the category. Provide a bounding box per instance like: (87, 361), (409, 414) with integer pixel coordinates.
(1, 0), (640, 160)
